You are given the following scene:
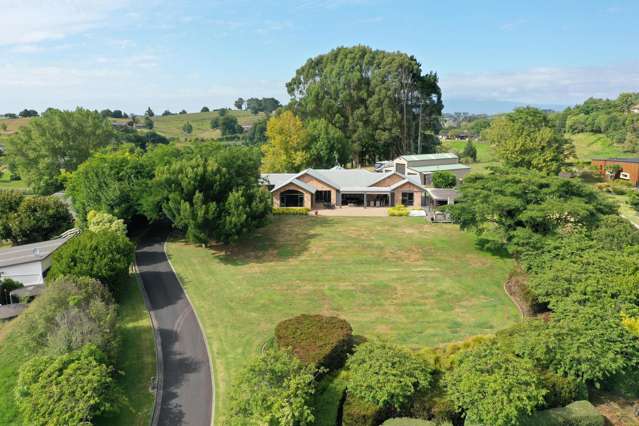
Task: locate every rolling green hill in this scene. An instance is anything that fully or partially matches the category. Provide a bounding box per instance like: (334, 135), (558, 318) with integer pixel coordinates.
(151, 110), (265, 140)
(568, 132), (636, 162)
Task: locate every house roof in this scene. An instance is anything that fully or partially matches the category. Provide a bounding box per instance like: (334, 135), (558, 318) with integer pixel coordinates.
(400, 153), (458, 162)
(261, 168), (425, 193)
(426, 188), (460, 201)
(592, 158), (639, 164)
(0, 236), (71, 268)
(272, 178), (317, 194)
(408, 163), (471, 173)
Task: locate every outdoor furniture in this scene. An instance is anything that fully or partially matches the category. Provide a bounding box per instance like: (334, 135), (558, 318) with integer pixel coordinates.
(0, 303), (27, 320)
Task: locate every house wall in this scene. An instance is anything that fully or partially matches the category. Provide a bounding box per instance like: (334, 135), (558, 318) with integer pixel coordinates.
(392, 182), (423, 207)
(592, 159), (639, 186)
(271, 183), (313, 209)
(405, 158), (459, 168)
(0, 260), (46, 286)
(372, 173), (405, 187)
(298, 174), (337, 206)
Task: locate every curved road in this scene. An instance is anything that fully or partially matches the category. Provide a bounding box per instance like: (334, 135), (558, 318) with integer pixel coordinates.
(136, 226), (213, 426)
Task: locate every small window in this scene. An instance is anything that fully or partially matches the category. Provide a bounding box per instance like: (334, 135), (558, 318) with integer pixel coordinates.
(315, 190), (331, 203)
(401, 192), (414, 206)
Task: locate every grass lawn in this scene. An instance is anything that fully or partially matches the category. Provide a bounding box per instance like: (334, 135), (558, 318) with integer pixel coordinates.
(151, 110), (264, 140)
(0, 170), (28, 191)
(442, 139), (496, 163)
(166, 216), (519, 424)
(96, 276), (156, 426)
(568, 132), (635, 162)
(607, 193), (639, 228)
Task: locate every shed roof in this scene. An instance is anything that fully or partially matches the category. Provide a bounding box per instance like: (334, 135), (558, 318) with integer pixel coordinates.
(400, 153), (458, 162)
(426, 188), (460, 201)
(592, 158), (639, 164)
(0, 237), (70, 268)
(409, 163), (471, 173)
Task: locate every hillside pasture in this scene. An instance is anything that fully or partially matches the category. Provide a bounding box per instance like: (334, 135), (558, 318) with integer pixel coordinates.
(151, 110), (265, 140)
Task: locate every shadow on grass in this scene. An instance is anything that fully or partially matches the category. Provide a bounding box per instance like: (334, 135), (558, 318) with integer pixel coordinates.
(172, 216), (327, 266)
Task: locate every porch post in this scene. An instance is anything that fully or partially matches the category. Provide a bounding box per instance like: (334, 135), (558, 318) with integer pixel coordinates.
(364, 192), (367, 208)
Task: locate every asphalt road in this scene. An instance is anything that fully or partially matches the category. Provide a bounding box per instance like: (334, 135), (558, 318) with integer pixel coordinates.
(136, 226), (213, 426)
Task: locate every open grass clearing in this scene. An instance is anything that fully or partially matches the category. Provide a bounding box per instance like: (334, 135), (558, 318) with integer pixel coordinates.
(151, 110), (265, 140)
(568, 132), (635, 162)
(166, 216), (519, 424)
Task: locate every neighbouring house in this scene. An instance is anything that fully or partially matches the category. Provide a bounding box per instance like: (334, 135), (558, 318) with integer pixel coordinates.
(0, 230), (78, 286)
(631, 104), (639, 114)
(591, 158), (639, 186)
(383, 153), (471, 186)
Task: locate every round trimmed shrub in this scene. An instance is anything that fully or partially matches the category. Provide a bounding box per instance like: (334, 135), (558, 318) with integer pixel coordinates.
(275, 314), (353, 371)
(342, 393), (387, 426)
(381, 418), (440, 426)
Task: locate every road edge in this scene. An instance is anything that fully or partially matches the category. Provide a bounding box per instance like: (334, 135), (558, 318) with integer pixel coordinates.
(163, 239), (216, 426)
(132, 260), (164, 426)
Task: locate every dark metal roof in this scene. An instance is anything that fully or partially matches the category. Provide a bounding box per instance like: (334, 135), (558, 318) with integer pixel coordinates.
(593, 158), (639, 163)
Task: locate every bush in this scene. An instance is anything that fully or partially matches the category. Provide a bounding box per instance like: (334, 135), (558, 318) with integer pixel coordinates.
(382, 418), (442, 426)
(346, 342), (433, 410)
(273, 207), (310, 215)
(629, 190), (639, 211)
(520, 401), (604, 426)
(49, 231), (134, 290)
(602, 368), (639, 399)
(540, 371), (588, 408)
(431, 172), (457, 188)
(342, 393), (387, 426)
(275, 314), (353, 371)
(389, 204), (409, 216)
(15, 344), (120, 426)
(3, 196), (73, 244)
(87, 210), (127, 235)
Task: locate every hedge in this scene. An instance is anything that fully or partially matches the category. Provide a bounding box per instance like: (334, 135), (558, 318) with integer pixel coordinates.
(520, 401), (604, 426)
(382, 418), (446, 426)
(273, 207), (310, 215)
(342, 393), (387, 426)
(275, 314), (353, 372)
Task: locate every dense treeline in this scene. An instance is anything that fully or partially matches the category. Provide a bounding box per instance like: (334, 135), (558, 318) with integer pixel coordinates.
(287, 45), (443, 165)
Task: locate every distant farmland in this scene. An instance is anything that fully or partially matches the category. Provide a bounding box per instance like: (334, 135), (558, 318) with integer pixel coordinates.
(151, 110), (265, 140)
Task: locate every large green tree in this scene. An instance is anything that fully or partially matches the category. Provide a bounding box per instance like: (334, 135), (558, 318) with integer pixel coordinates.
(287, 45), (442, 164)
(2, 195), (73, 245)
(155, 144), (271, 244)
(229, 348), (316, 425)
(262, 111), (309, 172)
(5, 108), (114, 194)
(305, 118), (350, 168)
(482, 107), (574, 174)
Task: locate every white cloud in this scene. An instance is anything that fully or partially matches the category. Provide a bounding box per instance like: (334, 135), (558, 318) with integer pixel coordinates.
(0, 0), (131, 46)
(440, 63), (639, 105)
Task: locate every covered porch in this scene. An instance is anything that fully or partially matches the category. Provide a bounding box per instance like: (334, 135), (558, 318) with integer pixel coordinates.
(340, 188), (392, 207)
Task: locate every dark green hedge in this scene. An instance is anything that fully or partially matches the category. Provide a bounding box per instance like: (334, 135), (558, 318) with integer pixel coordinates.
(275, 314), (353, 371)
(520, 401), (604, 426)
(342, 393), (386, 426)
(381, 418), (440, 426)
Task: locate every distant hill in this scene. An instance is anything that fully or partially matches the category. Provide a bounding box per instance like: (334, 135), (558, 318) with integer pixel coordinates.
(443, 98), (568, 115)
(151, 110), (265, 140)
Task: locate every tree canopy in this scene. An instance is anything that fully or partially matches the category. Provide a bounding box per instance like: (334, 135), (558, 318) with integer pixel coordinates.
(5, 108), (114, 194)
(0, 194), (73, 245)
(287, 45), (442, 164)
(482, 107), (574, 174)
(261, 111), (309, 172)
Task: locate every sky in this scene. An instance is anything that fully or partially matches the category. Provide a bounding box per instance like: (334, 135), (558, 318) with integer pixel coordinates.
(1, 0), (638, 114)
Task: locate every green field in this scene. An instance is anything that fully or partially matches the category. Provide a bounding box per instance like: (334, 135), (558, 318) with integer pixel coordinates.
(441, 139), (498, 174)
(151, 110), (265, 140)
(0, 277), (155, 425)
(0, 169), (28, 191)
(568, 132), (634, 162)
(166, 216), (519, 424)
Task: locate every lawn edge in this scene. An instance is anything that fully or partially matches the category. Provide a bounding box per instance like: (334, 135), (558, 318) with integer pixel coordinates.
(164, 239), (216, 426)
(131, 261), (164, 426)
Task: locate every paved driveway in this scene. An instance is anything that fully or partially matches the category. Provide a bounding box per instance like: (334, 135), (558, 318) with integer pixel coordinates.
(136, 226), (213, 426)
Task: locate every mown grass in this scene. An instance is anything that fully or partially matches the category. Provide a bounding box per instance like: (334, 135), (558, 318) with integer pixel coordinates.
(0, 276), (155, 426)
(0, 117), (31, 134)
(0, 169), (28, 191)
(166, 216), (518, 424)
(441, 139), (496, 163)
(151, 110), (265, 140)
(96, 276), (156, 426)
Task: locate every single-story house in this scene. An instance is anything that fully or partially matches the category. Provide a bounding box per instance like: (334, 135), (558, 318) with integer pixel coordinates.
(0, 232), (76, 286)
(262, 167), (429, 209)
(383, 153), (471, 186)
(591, 158), (639, 186)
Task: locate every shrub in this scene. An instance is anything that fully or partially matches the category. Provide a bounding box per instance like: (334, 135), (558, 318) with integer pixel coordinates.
(346, 342), (433, 410)
(389, 204), (409, 216)
(15, 344), (120, 426)
(431, 172), (457, 188)
(275, 314), (353, 371)
(342, 393), (387, 426)
(540, 371), (588, 409)
(87, 210), (127, 235)
(5, 196), (73, 244)
(520, 401), (604, 426)
(229, 348), (316, 425)
(382, 418), (443, 426)
(273, 207), (310, 215)
(629, 190), (639, 211)
(49, 231), (135, 290)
